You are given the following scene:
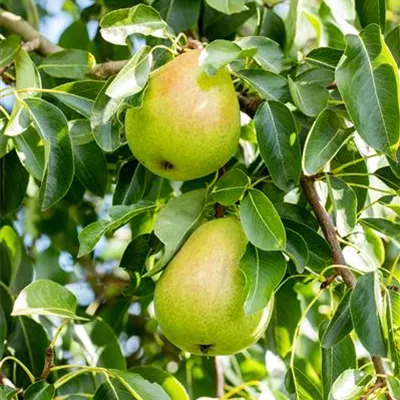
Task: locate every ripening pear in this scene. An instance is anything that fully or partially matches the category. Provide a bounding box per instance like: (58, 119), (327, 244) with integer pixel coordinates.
(154, 218), (273, 356)
(125, 49), (240, 181)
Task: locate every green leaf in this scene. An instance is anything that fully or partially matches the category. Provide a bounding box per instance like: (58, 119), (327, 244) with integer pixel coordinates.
(130, 366), (189, 400)
(336, 24), (400, 158)
(100, 4), (174, 45)
(199, 39), (256, 75)
(302, 109), (353, 175)
(328, 370), (372, 400)
(78, 201), (156, 256)
(4, 106), (31, 137)
(153, 0), (201, 33)
(40, 49), (96, 79)
(284, 0), (299, 53)
(388, 376), (400, 399)
(0, 306), (7, 358)
(0, 150), (29, 217)
(290, 367), (323, 400)
(110, 370), (170, 400)
(12, 279), (83, 319)
(7, 317), (49, 384)
(319, 321), (356, 400)
(237, 69), (290, 102)
(239, 244), (286, 314)
(374, 166), (400, 192)
(296, 67), (335, 86)
(350, 272), (386, 357)
(211, 169), (250, 206)
(13, 127), (45, 180)
(237, 36), (283, 73)
(360, 218), (400, 245)
(240, 189), (286, 251)
(285, 228), (308, 273)
(254, 101), (301, 191)
(305, 47), (343, 70)
(0, 34), (21, 67)
(283, 220), (332, 271)
(355, 0), (385, 31)
(387, 291), (400, 375)
(91, 76), (123, 152)
(288, 77), (329, 117)
(59, 20), (90, 50)
(388, 148), (400, 179)
(274, 202), (319, 230)
(321, 290), (353, 348)
(15, 47), (41, 98)
(69, 120), (108, 197)
(205, 0), (247, 14)
(106, 46), (152, 99)
(327, 176), (357, 236)
(151, 189), (206, 275)
(24, 381), (55, 400)
(386, 25), (400, 67)
(51, 80), (104, 118)
(24, 97), (74, 210)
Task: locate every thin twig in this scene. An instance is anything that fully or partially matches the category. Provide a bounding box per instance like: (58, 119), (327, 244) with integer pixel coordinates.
(214, 356), (224, 398)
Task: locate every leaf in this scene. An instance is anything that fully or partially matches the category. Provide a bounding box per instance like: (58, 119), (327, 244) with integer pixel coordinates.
(386, 25), (400, 67)
(319, 321), (356, 400)
(199, 39), (256, 75)
(0, 306), (7, 358)
(59, 20), (90, 50)
(91, 76), (123, 152)
(355, 0), (385, 31)
(69, 120), (108, 197)
(336, 24), (400, 158)
(130, 366), (189, 400)
(237, 69), (290, 102)
(12, 279), (83, 319)
(274, 202), (319, 230)
(151, 189), (206, 275)
(254, 101), (301, 191)
(40, 50), (96, 79)
(284, 0), (299, 53)
(14, 47), (41, 99)
(327, 176), (357, 236)
(288, 77), (329, 117)
(290, 367), (323, 400)
(153, 0), (201, 33)
(285, 228), (308, 273)
(328, 369), (372, 400)
(0, 150), (29, 217)
(106, 46), (152, 99)
(350, 272), (386, 357)
(0, 35), (21, 67)
(305, 47), (344, 70)
(322, 290), (353, 348)
(78, 201), (156, 256)
(302, 109), (353, 175)
(237, 36), (283, 73)
(387, 291), (400, 375)
(240, 189), (286, 251)
(374, 166), (400, 192)
(100, 4), (174, 45)
(4, 106), (31, 137)
(110, 370), (170, 400)
(7, 317), (49, 385)
(205, 0), (247, 15)
(239, 244), (286, 315)
(24, 97), (74, 210)
(24, 381), (55, 400)
(211, 169), (250, 206)
(51, 80), (104, 118)
(296, 67), (335, 86)
(360, 218), (400, 245)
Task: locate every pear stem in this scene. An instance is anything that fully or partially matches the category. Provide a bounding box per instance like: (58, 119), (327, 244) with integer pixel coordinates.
(214, 356), (225, 398)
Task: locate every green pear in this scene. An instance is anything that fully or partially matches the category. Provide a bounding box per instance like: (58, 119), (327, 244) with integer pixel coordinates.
(154, 217), (272, 356)
(125, 49), (240, 181)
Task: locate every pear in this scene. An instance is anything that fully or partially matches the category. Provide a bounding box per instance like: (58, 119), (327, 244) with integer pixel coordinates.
(125, 49), (240, 181)
(154, 218), (272, 356)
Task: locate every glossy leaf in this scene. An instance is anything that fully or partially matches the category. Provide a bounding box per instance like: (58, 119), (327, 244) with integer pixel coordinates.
(284, 0), (299, 53)
(25, 97), (74, 210)
(69, 120), (108, 197)
(336, 24), (400, 158)
(78, 201), (156, 256)
(328, 370), (372, 400)
(240, 189), (286, 251)
(40, 50), (96, 79)
(237, 69), (290, 102)
(0, 35), (20, 67)
(254, 101), (301, 191)
(205, 0), (247, 14)
(239, 244), (286, 314)
(211, 169), (250, 206)
(327, 176), (357, 236)
(322, 290), (353, 348)
(199, 39), (256, 75)
(350, 272), (386, 357)
(152, 189), (206, 274)
(386, 25), (400, 67)
(360, 218), (400, 245)
(374, 166), (400, 192)
(387, 291), (400, 375)
(290, 367), (323, 400)
(100, 4), (174, 45)
(355, 0), (385, 31)
(285, 228), (308, 273)
(24, 381), (55, 400)
(305, 47), (343, 70)
(302, 109), (353, 175)
(106, 46), (152, 99)
(274, 202), (318, 230)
